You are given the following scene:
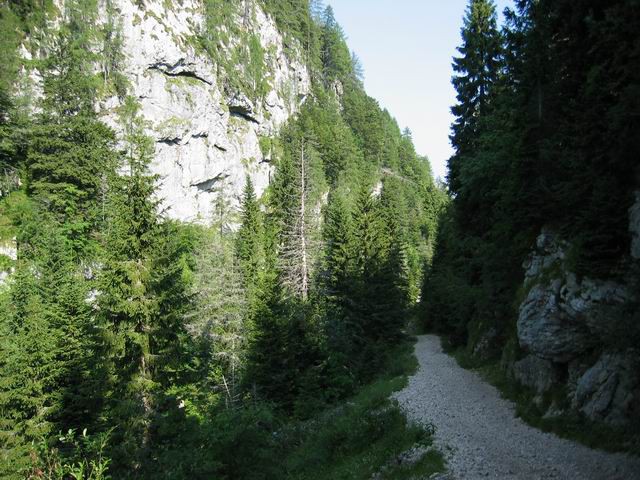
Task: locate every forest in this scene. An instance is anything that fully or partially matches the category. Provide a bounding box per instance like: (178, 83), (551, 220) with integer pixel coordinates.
(1, 0), (639, 478)
(423, 0), (640, 445)
(425, 0), (639, 367)
(0, 1), (446, 478)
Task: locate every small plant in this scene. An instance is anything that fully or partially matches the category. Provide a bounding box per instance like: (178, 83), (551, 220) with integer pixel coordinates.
(27, 428), (113, 480)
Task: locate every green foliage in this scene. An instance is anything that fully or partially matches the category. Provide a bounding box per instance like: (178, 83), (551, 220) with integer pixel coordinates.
(101, 0), (128, 98)
(200, 1), (270, 100)
(448, 0), (501, 193)
(237, 176), (265, 298)
(0, 220), (100, 477)
(189, 226), (247, 406)
(423, 4), (640, 444)
(96, 97), (163, 470)
(319, 6), (353, 83)
(261, 0), (315, 51)
(27, 428), (113, 480)
(280, 340), (444, 480)
(0, 1), (448, 477)
(26, 116), (117, 254)
(41, 2), (100, 117)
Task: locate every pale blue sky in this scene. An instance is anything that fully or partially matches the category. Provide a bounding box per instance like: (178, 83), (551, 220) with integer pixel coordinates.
(330, 0), (513, 181)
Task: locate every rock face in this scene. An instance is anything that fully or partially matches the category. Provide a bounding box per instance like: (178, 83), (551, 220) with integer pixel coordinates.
(515, 230), (639, 425)
(109, 0), (310, 223)
(0, 240), (17, 287)
(513, 355), (559, 395)
(631, 190), (640, 260)
(38, 0), (310, 223)
(574, 351), (640, 426)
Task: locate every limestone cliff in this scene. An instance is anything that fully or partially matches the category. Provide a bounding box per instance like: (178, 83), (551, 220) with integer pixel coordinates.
(26, 0), (311, 223)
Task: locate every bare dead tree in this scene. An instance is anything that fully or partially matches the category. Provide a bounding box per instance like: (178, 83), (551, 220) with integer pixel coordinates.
(278, 141), (315, 301)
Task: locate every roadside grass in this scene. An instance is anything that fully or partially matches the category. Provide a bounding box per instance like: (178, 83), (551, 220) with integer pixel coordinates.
(443, 340), (640, 457)
(279, 338), (446, 480)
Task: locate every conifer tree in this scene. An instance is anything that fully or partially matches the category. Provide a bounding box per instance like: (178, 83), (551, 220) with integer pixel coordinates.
(320, 6), (353, 82)
(27, 12), (117, 255)
(321, 192), (356, 352)
(448, 0), (501, 194)
(0, 261), (56, 476)
(148, 220), (195, 392)
(0, 219), (98, 476)
(236, 176), (264, 297)
(348, 184), (384, 348)
(273, 140), (314, 301)
(0, 89), (18, 196)
(310, 0), (325, 23)
(189, 228), (247, 407)
(98, 96), (160, 466)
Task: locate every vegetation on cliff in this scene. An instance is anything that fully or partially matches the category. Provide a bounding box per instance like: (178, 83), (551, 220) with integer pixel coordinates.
(0, 1), (445, 478)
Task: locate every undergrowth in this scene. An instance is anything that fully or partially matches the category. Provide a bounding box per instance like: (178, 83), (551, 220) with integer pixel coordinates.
(278, 338), (445, 479)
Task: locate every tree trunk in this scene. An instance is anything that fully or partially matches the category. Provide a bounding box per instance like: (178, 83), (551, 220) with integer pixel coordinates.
(299, 142), (309, 301)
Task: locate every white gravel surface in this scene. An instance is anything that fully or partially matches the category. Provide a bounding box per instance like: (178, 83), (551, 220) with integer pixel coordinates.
(393, 335), (640, 480)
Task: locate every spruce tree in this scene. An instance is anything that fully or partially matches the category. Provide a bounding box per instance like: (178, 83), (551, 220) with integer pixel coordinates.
(321, 192), (354, 348)
(0, 219), (99, 477)
(448, 0), (501, 194)
(0, 261), (56, 476)
(272, 140), (314, 301)
(320, 6), (353, 82)
(27, 15), (117, 255)
(98, 96), (160, 468)
(236, 176), (264, 303)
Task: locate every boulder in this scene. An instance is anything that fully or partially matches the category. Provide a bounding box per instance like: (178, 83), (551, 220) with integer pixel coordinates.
(574, 351), (640, 426)
(518, 231), (632, 362)
(522, 229), (566, 279)
(0, 240), (17, 261)
(513, 355), (559, 394)
(517, 281), (594, 362)
(630, 190), (640, 260)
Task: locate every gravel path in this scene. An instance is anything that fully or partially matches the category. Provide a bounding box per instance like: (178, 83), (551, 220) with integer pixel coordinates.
(393, 335), (640, 480)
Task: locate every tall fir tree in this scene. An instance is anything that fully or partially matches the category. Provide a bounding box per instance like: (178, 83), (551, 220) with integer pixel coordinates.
(448, 0), (501, 194)
(98, 96), (161, 469)
(321, 192), (354, 350)
(236, 176), (265, 304)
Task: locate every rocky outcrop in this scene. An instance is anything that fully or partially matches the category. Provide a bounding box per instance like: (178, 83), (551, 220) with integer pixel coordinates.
(0, 240), (17, 286)
(513, 355), (559, 395)
(105, 0), (310, 223)
(26, 0), (310, 224)
(631, 190), (640, 260)
(574, 351), (640, 426)
(514, 230), (639, 425)
(0, 241), (17, 262)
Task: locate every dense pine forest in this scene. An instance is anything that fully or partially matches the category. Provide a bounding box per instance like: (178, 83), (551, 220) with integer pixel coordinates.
(1, 0), (639, 478)
(423, 0), (640, 444)
(0, 1), (446, 478)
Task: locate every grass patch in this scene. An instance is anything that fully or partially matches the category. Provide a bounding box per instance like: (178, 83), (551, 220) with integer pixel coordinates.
(277, 338), (445, 479)
(445, 342), (640, 457)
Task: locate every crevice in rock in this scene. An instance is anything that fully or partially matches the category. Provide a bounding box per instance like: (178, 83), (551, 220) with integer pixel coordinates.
(191, 173), (229, 193)
(157, 137), (181, 146)
(229, 106), (260, 124)
(148, 63), (212, 85)
(213, 143), (227, 152)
